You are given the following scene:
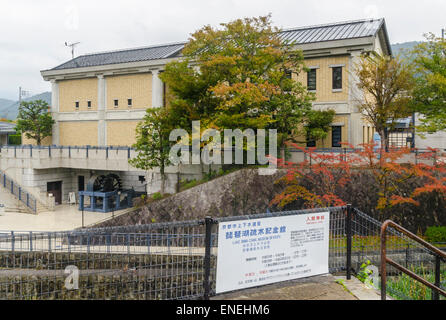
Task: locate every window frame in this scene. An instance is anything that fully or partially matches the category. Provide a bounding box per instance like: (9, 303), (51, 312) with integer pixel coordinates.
(332, 66), (343, 90)
(331, 126), (342, 148)
(307, 68), (317, 91)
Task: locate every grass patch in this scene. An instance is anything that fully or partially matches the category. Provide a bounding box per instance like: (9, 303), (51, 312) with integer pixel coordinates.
(385, 266), (446, 300)
(179, 166), (253, 192)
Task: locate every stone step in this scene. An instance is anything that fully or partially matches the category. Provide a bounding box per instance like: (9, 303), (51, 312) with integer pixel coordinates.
(0, 185), (48, 214)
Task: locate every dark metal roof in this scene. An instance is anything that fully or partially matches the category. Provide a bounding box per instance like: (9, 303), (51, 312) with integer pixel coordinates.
(52, 42), (186, 70)
(278, 18), (384, 44)
(0, 122), (16, 134)
(50, 18), (388, 71)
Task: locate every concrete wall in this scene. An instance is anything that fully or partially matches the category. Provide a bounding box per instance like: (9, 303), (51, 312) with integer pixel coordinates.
(0, 135), (8, 145)
(414, 114), (446, 150)
(15, 168), (148, 205)
(415, 131), (446, 150)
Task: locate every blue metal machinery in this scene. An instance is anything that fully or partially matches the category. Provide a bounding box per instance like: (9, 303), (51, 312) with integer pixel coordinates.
(78, 174), (135, 213)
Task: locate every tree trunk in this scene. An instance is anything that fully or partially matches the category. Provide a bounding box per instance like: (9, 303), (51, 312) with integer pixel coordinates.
(160, 164), (165, 195)
(378, 128), (387, 167)
(378, 129), (388, 152)
(280, 147), (285, 162)
(176, 164), (181, 193)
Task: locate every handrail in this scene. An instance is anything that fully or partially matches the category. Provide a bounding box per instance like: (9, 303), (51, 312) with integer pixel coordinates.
(380, 220), (446, 300)
(0, 170), (37, 214)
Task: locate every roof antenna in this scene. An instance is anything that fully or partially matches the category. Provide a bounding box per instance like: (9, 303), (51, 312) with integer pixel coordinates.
(65, 41), (80, 59)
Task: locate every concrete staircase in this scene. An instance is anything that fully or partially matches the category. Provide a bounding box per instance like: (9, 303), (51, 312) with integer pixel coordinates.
(0, 177), (47, 214)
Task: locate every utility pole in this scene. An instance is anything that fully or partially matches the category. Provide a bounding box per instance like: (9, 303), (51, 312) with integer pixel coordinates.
(442, 28), (445, 41)
(18, 87), (29, 107)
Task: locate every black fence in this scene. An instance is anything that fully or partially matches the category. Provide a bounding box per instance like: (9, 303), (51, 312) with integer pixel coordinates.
(0, 206), (444, 300)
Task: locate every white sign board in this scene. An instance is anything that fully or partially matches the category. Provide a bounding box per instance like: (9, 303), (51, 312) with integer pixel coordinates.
(69, 192), (76, 205)
(216, 212), (330, 294)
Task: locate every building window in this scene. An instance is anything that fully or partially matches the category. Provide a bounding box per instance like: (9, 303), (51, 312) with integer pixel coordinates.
(128, 99), (132, 107)
(306, 139), (316, 148)
(332, 126), (342, 147)
(306, 132), (316, 147)
(307, 69), (316, 91)
(114, 99), (119, 107)
(284, 69), (292, 79)
(332, 67), (342, 90)
(87, 101), (91, 108)
(75, 101), (79, 109)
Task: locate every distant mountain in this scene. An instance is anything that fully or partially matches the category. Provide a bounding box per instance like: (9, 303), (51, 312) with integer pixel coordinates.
(0, 98), (14, 108)
(0, 92), (51, 120)
(0, 99), (15, 120)
(0, 98), (15, 119)
(391, 41), (422, 57)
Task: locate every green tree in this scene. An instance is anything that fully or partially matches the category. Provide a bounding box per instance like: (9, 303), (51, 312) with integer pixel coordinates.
(354, 53), (415, 150)
(129, 107), (173, 195)
(161, 15), (325, 160)
(304, 109), (336, 146)
(411, 34), (446, 133)
(16, 100), (54, 145)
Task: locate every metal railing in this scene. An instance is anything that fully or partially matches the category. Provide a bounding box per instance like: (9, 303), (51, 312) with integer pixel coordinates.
(0, 206), (443, 300)
(0, 144), (134, 159)
(0, 171), (37, 213)
(1, 144), (443, 162)
(380, 220), (446, 300)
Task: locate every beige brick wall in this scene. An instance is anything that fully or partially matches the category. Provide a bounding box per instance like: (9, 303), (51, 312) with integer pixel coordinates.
(59, 78), (98, 112)
(293, 114), (349, 148)
(106, 73), (152, 110)
(318, 115), (349, 148)
(59, 121), (98, 146)
(295, 55), (350, 102)
(106, 120), (140, 146)
(21, 134), (52, 146)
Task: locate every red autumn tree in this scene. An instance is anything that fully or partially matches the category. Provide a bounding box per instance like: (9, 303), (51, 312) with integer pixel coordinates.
(271, 143), (446, 222)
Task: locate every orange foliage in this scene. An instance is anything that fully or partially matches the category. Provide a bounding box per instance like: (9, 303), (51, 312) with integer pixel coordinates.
(270, 143), (446, 211)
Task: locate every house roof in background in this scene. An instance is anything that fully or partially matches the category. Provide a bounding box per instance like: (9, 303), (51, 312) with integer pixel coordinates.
(0, 122), (16, 134)
(48, 18), (390, 71)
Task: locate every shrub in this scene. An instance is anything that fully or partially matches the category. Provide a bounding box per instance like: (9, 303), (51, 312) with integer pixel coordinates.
(271, 143), (446, 233)
(152, 192), (162, 200)
(8, 134), (21, 145)
(425, 226), (446, 243)
(180, 179), (199, 191)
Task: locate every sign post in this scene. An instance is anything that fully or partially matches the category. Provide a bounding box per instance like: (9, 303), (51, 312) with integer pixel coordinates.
(216, 212), (330, 294)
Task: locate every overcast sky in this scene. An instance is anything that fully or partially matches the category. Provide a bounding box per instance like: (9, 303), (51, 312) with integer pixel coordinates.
(0, 0), (444, 100)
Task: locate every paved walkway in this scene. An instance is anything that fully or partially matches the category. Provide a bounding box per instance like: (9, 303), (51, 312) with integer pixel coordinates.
(0, 204), (131, 232)
(212, 274), (387, 300)
(212, 274), (358, 300)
